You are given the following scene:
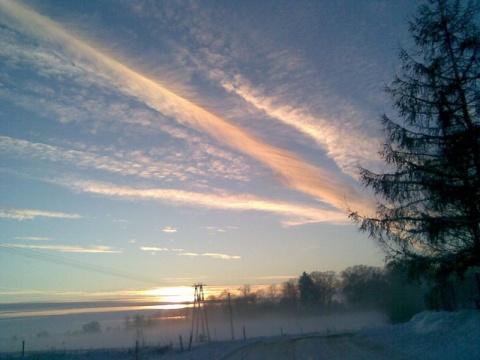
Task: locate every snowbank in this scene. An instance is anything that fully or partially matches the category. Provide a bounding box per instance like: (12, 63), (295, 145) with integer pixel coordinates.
(360, 310), (480, 360)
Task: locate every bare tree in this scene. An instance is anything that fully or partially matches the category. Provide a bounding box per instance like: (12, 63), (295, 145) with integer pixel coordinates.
(267, 283), (278, 301)
(311, 271), (338, 308)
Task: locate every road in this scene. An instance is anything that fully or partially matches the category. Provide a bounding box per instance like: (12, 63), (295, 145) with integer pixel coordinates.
(221, 334), (405, 360)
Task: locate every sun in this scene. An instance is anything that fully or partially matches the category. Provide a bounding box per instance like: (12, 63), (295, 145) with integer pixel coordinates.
(144, 286), (194, 304)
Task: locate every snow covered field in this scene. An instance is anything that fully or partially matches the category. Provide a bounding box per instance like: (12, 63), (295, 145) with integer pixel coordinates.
(1, 311), (479, 359)
(360, 310), (480, 360)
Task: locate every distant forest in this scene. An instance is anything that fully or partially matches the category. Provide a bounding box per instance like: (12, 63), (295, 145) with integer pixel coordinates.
(206, 263), (480, 324)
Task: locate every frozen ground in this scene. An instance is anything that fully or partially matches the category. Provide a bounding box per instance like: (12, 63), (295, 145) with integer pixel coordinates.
(173, 311), (480, 360)
(360, 310), (480, 360)
(1, 311), (479, 359)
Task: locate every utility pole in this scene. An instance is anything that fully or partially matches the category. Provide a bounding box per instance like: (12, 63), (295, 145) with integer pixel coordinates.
(189, 283), (210, 350)
(228, 293), (234, 340)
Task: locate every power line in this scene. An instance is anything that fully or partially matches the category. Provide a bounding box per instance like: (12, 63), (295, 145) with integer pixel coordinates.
(0, 244), (159, 285)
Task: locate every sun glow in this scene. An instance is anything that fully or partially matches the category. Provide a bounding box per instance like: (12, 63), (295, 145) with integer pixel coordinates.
(145, 286), (194, 304)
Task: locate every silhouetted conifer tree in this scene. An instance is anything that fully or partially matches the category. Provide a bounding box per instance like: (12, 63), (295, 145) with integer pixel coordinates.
(350, 0), (480, 281)
(298, 271), (319, 307)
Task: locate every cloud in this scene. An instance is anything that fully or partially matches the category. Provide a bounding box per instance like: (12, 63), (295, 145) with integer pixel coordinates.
(140, 246), (168, 252)
(206, 226), (233, 233)
(0, 135), (248, 183)
(137, 1), (382, 177)
(4, 243), (121, 253)
(162, 227), (178, 233)
(251, 275), (298, 280)
(202, 253), (241, 260)
(14, 237), (53, 241)
(0, 132), (354, 225)
(139, 247), (239, 260)
(0, 208), (81, 220)
(0, 0), (373, 214)
(215, 72), (381, 176)
(65, 179), (350, 226)
(178, 252), (199, 257)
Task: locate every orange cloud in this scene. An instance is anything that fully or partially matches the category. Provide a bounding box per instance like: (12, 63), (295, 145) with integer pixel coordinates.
(0, 0), (374, 215)
(67, 180), (350, 226)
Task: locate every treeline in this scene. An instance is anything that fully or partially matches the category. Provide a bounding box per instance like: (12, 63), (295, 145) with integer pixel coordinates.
(210, 263), (480, 324)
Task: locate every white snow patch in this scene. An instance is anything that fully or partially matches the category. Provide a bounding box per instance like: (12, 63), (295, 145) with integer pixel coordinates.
(360, 310), (480, 360)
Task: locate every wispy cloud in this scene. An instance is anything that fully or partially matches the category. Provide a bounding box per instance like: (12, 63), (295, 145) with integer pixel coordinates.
(14, 237), (53, 241)
(4, 243), (120, 253)
(0, 0), (373, 214)
(140, 246), (168, 252)
(139, 247), (239, 260)
(202, 253), (241, 260)
(215, 72), (381, 176)
(251, 275), (298, 280)
(0, 208), (81, 220)
(162, 227), (178, 233)
(65, 179), (350, 226)
(0, 135), (248, 183)
(137, 1), (381, 177)
(177, 252), (240, 260)
(206, 226), (236, 233)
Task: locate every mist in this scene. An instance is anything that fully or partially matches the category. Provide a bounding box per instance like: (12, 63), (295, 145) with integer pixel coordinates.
(0, 301), (387, 354)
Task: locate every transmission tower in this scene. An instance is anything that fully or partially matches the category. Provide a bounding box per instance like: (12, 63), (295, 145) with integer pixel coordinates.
(189, 283), (210, 349)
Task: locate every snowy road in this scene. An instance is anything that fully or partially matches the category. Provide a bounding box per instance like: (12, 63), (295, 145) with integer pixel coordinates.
(221, 334), (404, 360)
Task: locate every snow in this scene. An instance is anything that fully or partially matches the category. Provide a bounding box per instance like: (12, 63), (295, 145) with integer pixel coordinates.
(360, 310), (480, 360)
(163, 310), (480, 359)
(1, 310), (479, 359)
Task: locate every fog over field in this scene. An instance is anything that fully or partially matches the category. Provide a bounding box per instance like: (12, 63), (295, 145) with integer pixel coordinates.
(1, 307), (479, 359)
(0, 301), (387, 354)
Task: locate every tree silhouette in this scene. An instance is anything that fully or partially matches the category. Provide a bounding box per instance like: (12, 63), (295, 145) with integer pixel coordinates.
(298, 272), (319, 307)
(341, 265), (388, 309)
(350, 0), (480, 281)
(280, 279), (298, 309)
(310, 271), (338, 308)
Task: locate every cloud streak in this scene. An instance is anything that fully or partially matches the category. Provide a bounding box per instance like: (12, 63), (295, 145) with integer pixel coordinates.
(3, 243), (120, 253)
(140, 247), (168, 252)
(15, 237), (53, 241)
(0, 208), (81, 220)
(176, 252), (240, 260)
(0, 135), (247, 183)
(216, 72), (380, 175)
(202, 253), (241, 260)
(0, 135), (349, 225)
(139, 247), (240, 260)
(66, 179), (350, 226)
(0, 0), (373, 214)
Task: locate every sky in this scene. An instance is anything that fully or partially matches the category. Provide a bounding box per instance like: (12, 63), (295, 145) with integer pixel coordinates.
(0, 0), (418, 304)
